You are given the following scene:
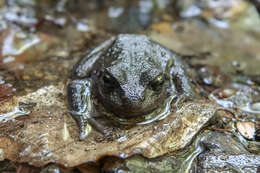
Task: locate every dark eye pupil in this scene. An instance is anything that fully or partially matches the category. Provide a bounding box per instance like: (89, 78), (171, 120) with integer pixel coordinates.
(103, 75), (111, 84)
(150, 75), (164, 91)
(103, 73), (118, 89)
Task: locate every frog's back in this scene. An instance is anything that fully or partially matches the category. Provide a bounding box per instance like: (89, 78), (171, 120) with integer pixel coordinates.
(104, 34), (174, 73)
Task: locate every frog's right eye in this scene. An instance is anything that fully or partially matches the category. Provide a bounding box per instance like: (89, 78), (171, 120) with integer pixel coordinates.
(103, 73), (112, 83)
(103, 71), (118, 89)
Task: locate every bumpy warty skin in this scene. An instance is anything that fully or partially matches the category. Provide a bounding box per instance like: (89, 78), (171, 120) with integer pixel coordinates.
(68, 34), (194, 138)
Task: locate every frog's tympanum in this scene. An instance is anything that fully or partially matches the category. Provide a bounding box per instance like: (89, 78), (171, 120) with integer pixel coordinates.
(68, 34), (194, 139)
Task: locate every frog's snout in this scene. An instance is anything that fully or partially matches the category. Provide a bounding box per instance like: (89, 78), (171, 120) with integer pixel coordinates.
(121, 85), (146, 104)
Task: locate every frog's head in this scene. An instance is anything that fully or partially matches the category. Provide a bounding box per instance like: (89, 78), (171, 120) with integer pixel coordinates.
(97, 34), (169, 118)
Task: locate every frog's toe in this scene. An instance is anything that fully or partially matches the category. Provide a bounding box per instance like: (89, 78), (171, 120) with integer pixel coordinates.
(102, 127), (113, 136)
(69, 111), (92, 139)
(79, 123), (92, 140)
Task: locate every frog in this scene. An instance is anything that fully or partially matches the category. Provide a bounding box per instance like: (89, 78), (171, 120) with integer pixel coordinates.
(67, 34), (195, 139)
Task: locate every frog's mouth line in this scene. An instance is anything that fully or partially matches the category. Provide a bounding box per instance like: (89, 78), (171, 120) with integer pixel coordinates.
(104, 95), (175, 125)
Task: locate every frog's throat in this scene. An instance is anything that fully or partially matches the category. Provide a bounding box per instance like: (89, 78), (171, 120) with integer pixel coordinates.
(105, 95), (175, 125)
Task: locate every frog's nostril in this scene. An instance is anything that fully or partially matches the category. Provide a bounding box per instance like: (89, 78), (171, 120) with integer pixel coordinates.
(139, 94), (145, 101)
(132, 95), (144, 102)
(123, 93), (145, 105)
(121, 84), (145, 101)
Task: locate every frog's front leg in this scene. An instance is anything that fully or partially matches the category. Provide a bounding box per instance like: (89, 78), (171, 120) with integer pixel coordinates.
(67, 79), (105, 139)
(72, 37), (115, 78)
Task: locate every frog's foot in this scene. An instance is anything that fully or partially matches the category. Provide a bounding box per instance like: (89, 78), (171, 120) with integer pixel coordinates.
(69, 111), (92, 140)
(68, 79), (107, 139)
(70, 111), (108, 139)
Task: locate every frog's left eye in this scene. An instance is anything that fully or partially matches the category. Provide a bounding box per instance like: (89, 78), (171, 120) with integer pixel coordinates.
(149, 74), (165, 92)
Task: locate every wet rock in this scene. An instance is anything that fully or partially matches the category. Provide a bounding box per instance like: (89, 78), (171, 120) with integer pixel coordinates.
(0, 28), (67, 63)
(40, 164), (73, 173)
(0, 80), (217, 167)
(151, 22), (173, 33)
(119, 155), (180, 173)
(150, 19), (260, 77)
(255, 121), (260, 141)
(106, 5), (153, 33)
(209, 83), (258, 109)
(100, 131), (255, 173)
(0, 136), (20, 162)
(16, 163), (41, 173)
(99, 156), (125, 173)
(0, 2), (38, 29)
(98, 154), (190, 173)
(198, 131), (249, 154)
(196, 131), (260, 173)
(198, 153), (260, 173)
(195, 65), (227, 92)
(75, 163), (100, 173)
(177, 0), (250, 28)
(104, 0), (172, 33)
(236, 121), (256, 140)
(241, 101), (260, 115)
(178, 0), (249, 18)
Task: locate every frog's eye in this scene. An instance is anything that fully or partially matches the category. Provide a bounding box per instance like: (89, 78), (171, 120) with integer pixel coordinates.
(103, 73), (112, 84)
(149, 74), (165, 92)
(103, 71), (118, 88)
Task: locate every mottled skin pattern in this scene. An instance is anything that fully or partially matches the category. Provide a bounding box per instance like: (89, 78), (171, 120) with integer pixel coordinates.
(67, 34), (194, 139)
